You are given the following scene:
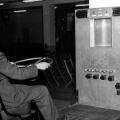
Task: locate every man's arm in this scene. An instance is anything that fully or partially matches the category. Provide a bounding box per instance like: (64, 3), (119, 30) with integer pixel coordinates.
(0, 52), (38, 80)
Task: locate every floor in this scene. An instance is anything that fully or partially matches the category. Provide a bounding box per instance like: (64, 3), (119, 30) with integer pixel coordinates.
(50, 86), (77, 119)
(58, 104), (120, 120)
(47, 78), (77, 111)
(51, 87), (120, 120)
(50, 86), (77, 112)
(52, 90), (120, 120)
(54, 99), (71, 111)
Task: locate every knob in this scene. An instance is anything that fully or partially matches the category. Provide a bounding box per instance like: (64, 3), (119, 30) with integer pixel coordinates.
(93, 74), (99, 79)
(108, 75), (114, 82)
(115, 83), (120, 89)
(85, 74), (92, 79)
(100, 75), (107, 80)
(116, 90), (120, 95)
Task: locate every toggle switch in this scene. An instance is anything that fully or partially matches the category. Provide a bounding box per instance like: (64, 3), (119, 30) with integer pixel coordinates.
(100, 75), (107, 80)
(93, 74), (99, 79)
(85, 74), (92, 79)
(108, 75), (114, 82)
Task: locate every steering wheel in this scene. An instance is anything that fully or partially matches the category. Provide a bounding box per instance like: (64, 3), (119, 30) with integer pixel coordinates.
(15, 57), (53, 68)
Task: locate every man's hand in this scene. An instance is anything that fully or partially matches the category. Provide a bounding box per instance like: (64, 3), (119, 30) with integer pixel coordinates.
(35, 62), (50, 70)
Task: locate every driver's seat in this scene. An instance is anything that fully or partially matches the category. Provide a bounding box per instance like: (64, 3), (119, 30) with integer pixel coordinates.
(0, 96), (42, 120)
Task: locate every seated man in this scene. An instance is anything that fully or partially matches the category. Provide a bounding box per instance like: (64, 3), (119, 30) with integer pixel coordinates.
(0, 52), (58, 120)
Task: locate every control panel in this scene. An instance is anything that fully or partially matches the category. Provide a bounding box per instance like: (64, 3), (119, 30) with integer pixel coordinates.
(75, 7), (120, 110)
(84, 68), (114, 81)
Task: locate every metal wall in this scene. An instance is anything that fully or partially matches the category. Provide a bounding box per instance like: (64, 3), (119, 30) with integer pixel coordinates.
(75, 7), (120, 110)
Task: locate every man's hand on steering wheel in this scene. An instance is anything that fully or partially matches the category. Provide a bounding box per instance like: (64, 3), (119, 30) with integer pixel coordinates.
(15, 57), (53, 70)
(35, 62), (51, 70)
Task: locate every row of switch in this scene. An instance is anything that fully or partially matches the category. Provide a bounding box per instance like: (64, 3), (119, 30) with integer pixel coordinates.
(85, 74), (114, 81)
(84, 68), (114, 73)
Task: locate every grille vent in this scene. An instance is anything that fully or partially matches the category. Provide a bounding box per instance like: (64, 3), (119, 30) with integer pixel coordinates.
(113, 7), (120, 16)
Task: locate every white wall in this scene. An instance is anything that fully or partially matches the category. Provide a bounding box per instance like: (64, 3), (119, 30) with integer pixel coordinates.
(90, 0), (120, 8)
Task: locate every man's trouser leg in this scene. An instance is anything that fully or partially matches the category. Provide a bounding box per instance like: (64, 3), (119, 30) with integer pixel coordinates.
(4, 85), (58, 120)
(28, 85), (58, 120)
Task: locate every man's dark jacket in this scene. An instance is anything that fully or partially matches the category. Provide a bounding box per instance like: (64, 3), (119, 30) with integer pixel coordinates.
(0, 52), (38, 107)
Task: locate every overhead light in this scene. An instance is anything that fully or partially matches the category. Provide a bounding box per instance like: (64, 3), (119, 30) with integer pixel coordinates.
(75, 4), (89, 7)
(0, 3), (4, 6)
(23, 0), (43, 2)
(54, 6), (58, 9)
(14, 10), (27, 13)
